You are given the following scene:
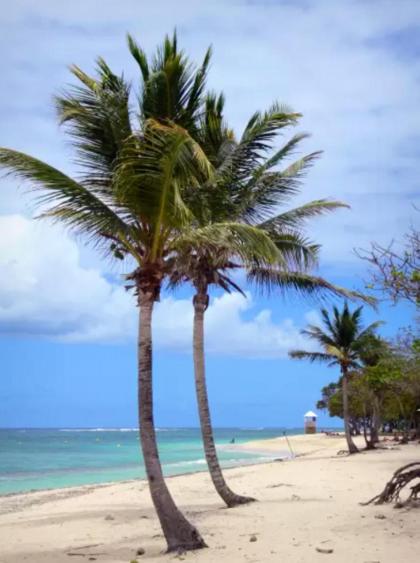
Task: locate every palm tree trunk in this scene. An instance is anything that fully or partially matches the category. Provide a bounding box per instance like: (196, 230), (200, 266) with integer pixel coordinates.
(341, 366), (359, 454)
(138, 290), (206, 552)
(362, 416), (370, 448)
(193, 288), (255, 507)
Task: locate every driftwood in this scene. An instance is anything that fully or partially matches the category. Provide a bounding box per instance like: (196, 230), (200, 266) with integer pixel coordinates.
(361, 462), (420, 507)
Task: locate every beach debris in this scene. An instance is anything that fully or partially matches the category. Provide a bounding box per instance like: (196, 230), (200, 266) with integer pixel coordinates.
(291, 494), (301, 501)
(67, 553), (106, 557)
(69, 544), (102, 551)
(267, 483), (293, 488)
(249, 534), (258, 542)
(316, 547), (334, 554)
(136, 547), (146, 556)
(374, 513), (386, 519)
(361, 462), (420, 508)
(66, 544), (106, 558)
(104, 514), (115, 521)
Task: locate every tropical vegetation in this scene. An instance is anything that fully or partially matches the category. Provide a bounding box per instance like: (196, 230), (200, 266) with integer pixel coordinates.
(289, 303), (381, 453)
(318, 330), (420, 446)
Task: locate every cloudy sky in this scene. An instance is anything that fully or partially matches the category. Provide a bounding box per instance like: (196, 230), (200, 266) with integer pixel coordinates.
(0, 0), (418, 428)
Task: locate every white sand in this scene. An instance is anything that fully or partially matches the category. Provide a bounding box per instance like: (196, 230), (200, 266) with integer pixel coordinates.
(0, 434), (419, 562)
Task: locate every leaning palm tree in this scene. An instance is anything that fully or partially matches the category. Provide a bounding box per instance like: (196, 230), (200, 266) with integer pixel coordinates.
(289, 303), (381, 453)
(169, 94), (368, 506)
(0, 49), (217, 551)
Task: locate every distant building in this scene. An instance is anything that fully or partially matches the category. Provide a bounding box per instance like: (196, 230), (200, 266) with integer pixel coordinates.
(304, 410), (317, 434)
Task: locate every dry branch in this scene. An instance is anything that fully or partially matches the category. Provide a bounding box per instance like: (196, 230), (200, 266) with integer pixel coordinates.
(361, 462), (420, 507)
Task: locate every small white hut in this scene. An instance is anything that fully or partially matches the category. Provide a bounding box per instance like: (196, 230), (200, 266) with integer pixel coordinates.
(304, 410), (317, 434)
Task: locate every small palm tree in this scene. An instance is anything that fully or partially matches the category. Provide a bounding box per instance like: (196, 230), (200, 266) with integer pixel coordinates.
(0, 37), (215, 552)
(289, 303), (381, 453)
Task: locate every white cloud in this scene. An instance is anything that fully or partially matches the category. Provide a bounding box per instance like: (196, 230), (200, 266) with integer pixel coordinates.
(0, 215), (136, 342)
(0, 214), (312, 356)
(1, 0), (419, 270)
(153, 292), (315, 358)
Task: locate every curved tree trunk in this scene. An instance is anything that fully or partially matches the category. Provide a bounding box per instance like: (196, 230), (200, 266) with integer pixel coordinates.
(362, 416), (371, 449)
(361, 405), (373, 449)
(371, 399), (380, 445)
(193, 288), (255, 507)
(138, 290), (206, 552)
(341, 366), (359, 454)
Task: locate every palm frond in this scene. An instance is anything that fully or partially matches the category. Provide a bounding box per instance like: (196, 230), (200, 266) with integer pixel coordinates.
(241, 103), (300, 150)
(355, 321), (385, 343)
(216, 105), (301, 190)
(321, 307), (339, 340)
(172, 221), (281, 266)
(55, 60), (132, 192)
(127, 33), (150, 81)
(269, 232), (320, 270)
(247, 268), (373, 303)
(260, 200), (349, 230)
(185, 47), (212, 124)
(235, 151), (322, 223)
(196, 92), (234, 167)
(251, 132), (311, 178)
(289, 350), (336, 363)
(301, 325), (338, 348)
(0, 147), (134, 243)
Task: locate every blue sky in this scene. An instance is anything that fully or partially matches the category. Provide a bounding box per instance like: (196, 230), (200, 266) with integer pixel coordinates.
(0, 0), (418, 428)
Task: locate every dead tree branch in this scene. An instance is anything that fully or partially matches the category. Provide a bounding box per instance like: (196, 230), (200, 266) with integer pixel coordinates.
(361, 462), (420, 507)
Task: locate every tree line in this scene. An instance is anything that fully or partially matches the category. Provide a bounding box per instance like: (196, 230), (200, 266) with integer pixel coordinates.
(316, 328), (420, 447)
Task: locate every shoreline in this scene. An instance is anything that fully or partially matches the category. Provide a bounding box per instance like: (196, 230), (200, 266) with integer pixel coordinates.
(0, 432), (337, 506)
(0, 431), (402, 502)
(0, 432), (384, 500)
(0, 450), (288, 505)
(1, 433), (293, 499)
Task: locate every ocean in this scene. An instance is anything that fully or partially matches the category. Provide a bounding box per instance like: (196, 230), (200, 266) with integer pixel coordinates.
(0, 427), (301, 496)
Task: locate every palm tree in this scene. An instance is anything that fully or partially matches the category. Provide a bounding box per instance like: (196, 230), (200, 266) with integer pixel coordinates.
(289, 303), (381, 453)
(169, 95), (368, 506)
(0, 43), (216, 551)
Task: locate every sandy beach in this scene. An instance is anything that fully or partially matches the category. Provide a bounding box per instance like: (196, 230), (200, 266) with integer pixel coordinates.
(0, 434), (419, 563)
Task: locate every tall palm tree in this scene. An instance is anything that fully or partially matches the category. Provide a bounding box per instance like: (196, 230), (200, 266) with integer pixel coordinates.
(169, 95), (367, 506)
(0, 44), (218, 551)
(289, 303), (381, 453)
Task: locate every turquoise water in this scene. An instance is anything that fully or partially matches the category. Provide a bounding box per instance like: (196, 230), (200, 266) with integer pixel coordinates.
(0, 427), (301, 495)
